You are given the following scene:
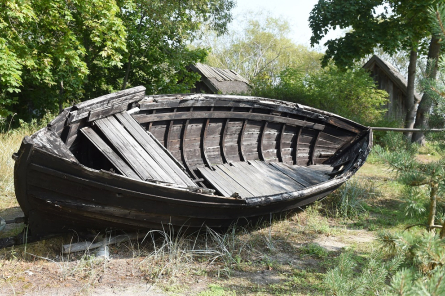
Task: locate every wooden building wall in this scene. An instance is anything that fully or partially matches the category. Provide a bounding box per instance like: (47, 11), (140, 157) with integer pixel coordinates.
(368, 64), (407, 122)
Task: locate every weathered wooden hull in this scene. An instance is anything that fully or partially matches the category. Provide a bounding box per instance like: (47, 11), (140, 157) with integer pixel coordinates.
(14, 86), (372, 237)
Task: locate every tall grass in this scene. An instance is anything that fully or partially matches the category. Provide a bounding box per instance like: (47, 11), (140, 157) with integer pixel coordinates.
(0, 115), (52, 208)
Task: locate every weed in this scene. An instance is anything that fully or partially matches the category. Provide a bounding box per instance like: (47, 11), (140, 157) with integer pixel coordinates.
(328, 179), (379, 219)
(304, 203), (332, 235)
(300, 243), (328, 258)
(198, 284), (236, 296)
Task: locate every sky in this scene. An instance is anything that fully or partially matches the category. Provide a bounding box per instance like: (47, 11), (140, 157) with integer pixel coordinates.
(231, 0), (342, 49)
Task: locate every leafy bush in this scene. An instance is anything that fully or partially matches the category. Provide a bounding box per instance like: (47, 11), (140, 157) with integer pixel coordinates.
(253, 65), (388, 125)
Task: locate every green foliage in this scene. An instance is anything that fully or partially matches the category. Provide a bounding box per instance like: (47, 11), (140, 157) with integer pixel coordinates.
(300, 243), (328, 258)
(324, 251), (402, 296)
(309, 0), (435, 68)
(375, 133), (445, 227)
(0, 0), (234, 121)
(329, 180), (378, 219)
(254, 65), (388, 125)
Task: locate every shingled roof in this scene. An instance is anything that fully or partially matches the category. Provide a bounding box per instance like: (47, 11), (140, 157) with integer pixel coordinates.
(363, 55), (421, 101)
(190, 63), (251, 94)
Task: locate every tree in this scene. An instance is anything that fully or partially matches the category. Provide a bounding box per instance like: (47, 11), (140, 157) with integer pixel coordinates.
(0, 0), (127, 119)
(412, 4), (445, 144)
(309, 0), (438, 138)
(114, 0), (234, 95)
(201, 12), (322, 84)
(0, 0), (235, 121)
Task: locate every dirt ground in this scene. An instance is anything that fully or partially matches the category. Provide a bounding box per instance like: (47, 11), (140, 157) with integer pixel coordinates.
(0, 212), (376, 296)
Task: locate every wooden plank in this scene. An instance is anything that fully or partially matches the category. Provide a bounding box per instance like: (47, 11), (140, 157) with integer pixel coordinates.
(213, 166), (255, 198)
(198, 167), (232, 196)
(201, 118), (212, 167)
(278, 163), (330, 186)
(269, 162), (312, 188)
(31, 129), (78, 162)
(294, 165), (331, 183)
(116, 112), (191, 186)
(80, 127), (140, 180)
(231, 162), (282, 196)
(293, 127), (302, 165)
(277, 123), (286, 162)
(105, 116), (173, 182)
(133, 111), (325, 130)
(115, 112), (195, 186)
(309, 130), (321, 165)
(165, 108), (176, 148)
(249, 161), (302, 193)
(221, 118), (230, 163)
(258, 121), (268, 161)
(95, 117), (159, 181)
(218, 164), (264, 196)
(74, 86), (145, 113)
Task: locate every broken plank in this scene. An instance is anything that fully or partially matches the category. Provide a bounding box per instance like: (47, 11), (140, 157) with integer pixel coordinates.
(80, 127), (139, 180)
(115, 112), (195, 187)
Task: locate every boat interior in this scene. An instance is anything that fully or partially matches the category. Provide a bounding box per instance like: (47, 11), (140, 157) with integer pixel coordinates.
(53, 94), (362, 199)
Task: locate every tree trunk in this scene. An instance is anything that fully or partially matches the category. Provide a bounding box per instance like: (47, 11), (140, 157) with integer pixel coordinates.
(403, 49), (418, 139)
(58, 80), (64, 113)
(427, 182), (439, 231)
(121, 53), (133, 90)
(440, 218), (445, 239)
(412, 36), (442, 145)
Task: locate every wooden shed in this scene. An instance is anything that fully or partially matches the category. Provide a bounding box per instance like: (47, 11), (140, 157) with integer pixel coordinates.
(190, 63), (251, 95)
(363, 55), (421, 121)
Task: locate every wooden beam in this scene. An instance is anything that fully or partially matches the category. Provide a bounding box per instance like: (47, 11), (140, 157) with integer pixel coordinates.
(238, 108), (252, 162)
(115, 112), (195, 186)
(259, 121), (268, 161)
(202, 118), (212, 167)
(80, 127), (139, 180)
(148, 110), (155, 132)
(310, 130), (321, 165)
(133, 111), (325, 130)
(293, 127), (302, 165)
(165, 108), (176, 149)
(221, 114), (231, 164)
(278, 123), (286, 163)
(371, 127), (445, 132)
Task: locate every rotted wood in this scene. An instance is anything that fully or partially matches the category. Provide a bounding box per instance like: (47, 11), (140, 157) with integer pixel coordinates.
(165, 108), (176, 149)
(80, 127), (140, 180)
(69, 86), (146, 123)
(220, 108), (232, 164)
(201, 112), (212, 167)
(95, 117), (160, 181)
(115, 112), (195, 186)
(148, 110), (156, 132)
(180, 108), (201, 182)
(238, 108), (252, 162)
(293, 127), (303, 165)
(259, 121), (268, 161)
(310, 130), (321, 165)
(277, 123), (286, 163)
(133, 111), (325, 130)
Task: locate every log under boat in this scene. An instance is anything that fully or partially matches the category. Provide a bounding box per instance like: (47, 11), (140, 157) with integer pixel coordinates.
(14, 86), (372, 237)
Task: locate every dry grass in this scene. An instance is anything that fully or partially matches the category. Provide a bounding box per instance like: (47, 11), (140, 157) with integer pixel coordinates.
(0, 123), (436, 295)
(0, 117), (48, 208)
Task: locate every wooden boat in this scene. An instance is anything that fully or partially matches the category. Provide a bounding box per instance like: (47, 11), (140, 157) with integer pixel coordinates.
(13, 86), (372, 237)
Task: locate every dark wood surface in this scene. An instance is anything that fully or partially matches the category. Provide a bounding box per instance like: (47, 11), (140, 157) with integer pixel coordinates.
(13, 88), (373, 237)
(133, 111), (325, 130)
(198, 161), (332, 198)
